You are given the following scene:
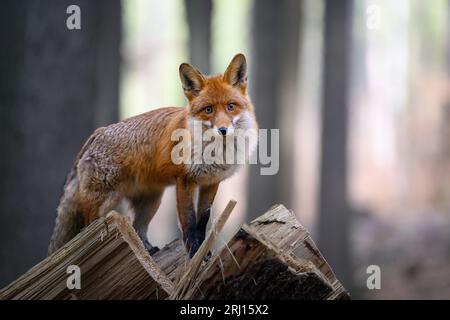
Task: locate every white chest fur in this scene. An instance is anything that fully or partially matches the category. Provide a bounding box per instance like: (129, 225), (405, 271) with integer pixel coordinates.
(187, 162), (242, 185)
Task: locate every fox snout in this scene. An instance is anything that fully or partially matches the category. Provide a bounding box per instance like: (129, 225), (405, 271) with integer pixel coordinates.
(213, 119), (235, 136)
(212, 110), (237, 136)
(214, 118), (232, 136)
(218, 127), (227, 136)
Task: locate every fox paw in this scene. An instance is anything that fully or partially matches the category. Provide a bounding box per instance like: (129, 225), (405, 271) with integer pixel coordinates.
(147, 246), (160, 256)
(143, 239), (160, 256)
(186, 241), (212, 260)
(187, 239), (201, 259)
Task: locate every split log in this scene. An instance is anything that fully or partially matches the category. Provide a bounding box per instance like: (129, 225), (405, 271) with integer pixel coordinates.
(0, 203), (349, 300)
(246, 204), (349, 299)
(175, 204), (349, 300)
(0, 212), (175, 300)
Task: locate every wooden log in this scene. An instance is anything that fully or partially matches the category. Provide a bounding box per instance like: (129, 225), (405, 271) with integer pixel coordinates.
(153, 239), (188, 284)
(246, 204), (349, 299)
(179, 226), (333, 299)
(0, 203), (349, 300)
(0, 211), (175, 300)
(178, 204), (350, 300)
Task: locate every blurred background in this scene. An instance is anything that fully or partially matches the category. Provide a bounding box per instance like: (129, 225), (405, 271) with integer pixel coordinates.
(1, 0), (449, 299)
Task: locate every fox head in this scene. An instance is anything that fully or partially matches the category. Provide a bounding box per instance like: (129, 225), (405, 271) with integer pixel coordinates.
(179, 54), (256, 136)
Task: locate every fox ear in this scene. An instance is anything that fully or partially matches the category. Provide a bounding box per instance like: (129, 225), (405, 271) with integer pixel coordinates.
(223, 53), (247, 90)
(179, 63), (205, 99)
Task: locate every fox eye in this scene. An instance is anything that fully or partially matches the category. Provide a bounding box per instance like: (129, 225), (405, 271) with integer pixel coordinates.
(227, 103), (235, 111)
(204, 106), (213, 114)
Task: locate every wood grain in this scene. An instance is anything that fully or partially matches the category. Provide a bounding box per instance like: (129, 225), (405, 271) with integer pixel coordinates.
(0, 204), (349, 300)
(0, 212), (174, 300)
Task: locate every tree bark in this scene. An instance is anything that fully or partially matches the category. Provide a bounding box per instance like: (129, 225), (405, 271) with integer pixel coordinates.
(0, 0), (121, 287)
(317, 0), (353, 288)
(248, 0), (302, 220)
(184, 0), (212, 74)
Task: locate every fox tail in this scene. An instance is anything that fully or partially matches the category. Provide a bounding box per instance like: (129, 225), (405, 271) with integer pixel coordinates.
(47, 167), (85, 256)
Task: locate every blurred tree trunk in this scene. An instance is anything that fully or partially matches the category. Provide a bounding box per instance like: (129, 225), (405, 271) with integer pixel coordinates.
(317, 0), (353, 288)
(440, 0), (450, 200)
(447, 0), (450, 77)
(184, 0), (212, 74)
(248, 0), (302, 220)
(352, 0), (368, 95)
(0, 0), (121, 286)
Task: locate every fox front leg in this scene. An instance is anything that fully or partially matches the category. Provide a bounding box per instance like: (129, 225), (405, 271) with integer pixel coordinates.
(196, 183), (219, 260)
(176, 178), (199, 258)
(196, 183), (219, 244)
(130, 191), (163, 255)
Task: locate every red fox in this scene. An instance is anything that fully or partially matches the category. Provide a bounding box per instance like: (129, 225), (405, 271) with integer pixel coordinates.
(48, 54), (258, 258)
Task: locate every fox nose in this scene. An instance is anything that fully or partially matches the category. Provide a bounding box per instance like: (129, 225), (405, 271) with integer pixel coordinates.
(218, 127), (228, 136)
